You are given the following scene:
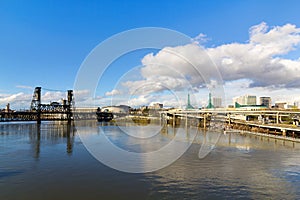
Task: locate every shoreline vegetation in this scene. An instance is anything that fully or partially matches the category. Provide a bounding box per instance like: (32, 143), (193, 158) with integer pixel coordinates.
(113, 115), (161, 125)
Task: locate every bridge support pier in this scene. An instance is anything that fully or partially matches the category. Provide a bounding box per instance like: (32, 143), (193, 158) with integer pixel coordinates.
(173, 114), (175, 127)
(203, 114), (207, 130)
(282, 129), (286, 137)
(37, 112), (41, 124)
(185, 113), (188, 128)
(198, 118), (201, 127)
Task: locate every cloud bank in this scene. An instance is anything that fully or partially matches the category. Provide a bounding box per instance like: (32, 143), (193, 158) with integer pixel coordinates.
(105, 89), (121, 96)
(135, 22), (300, 93)
(2, 22), (300, 109)
(116, 22), (300, 107)
(210, 22), (300, 88)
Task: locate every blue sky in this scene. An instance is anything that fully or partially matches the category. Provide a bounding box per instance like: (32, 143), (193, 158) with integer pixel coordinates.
(1, 0), (300, 109)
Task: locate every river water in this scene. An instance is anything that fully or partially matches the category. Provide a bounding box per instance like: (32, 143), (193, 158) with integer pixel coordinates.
(1, 121), (300, 200)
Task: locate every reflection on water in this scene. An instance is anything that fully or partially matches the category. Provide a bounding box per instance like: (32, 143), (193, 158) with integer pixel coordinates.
(0, 121), (76, 159)
(0, 121), (300, 199)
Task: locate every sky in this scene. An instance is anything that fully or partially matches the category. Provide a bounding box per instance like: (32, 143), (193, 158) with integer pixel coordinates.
(1, 0), (300, 109)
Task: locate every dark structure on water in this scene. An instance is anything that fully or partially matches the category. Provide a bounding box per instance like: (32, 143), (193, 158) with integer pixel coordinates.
(0, 87), (74, 123)
(30, 87), (74, 123)
(96, 111), (114, 122)
(0, 87), (115, 123)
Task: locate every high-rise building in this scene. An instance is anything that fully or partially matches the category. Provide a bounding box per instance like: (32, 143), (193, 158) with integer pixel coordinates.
(233, 96), (244, 105)
(244, 95), (256, 105)
(259, 97), (271, 108)
(213, 97), (222, 108)
(233, 95), (257, 107)
(149, 103), (163, 109)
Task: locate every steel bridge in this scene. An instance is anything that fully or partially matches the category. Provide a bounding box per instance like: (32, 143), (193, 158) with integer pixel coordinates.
(0, 87), (76, 123)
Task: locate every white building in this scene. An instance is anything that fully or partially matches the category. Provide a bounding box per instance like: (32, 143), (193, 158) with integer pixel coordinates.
(259, 97), (271, 108)
(101, 105), (130, 114)
(149, 103), (163, 109)
(233, 95), (256, 107)
(212, 97), (222, 108)
(274, 102), (287, 109)
(233, 96), (244, 105)
(75, 107), (98, 112)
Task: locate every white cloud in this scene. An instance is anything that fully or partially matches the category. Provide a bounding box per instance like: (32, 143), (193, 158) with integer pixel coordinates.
(0, 92), (32, 109)
(139, 43), (222, 93)
(128, 22), (300, 90)
(105, 22), (300, 108)
(0, 89), (94, 110)
(73, 90), (101, 107)
(16, 85), (34, 90)
(3, 22), (300, 109)
(209, 22), (300, 88)
(118, 92), (188, 109)
(42, 91), (66, 103)
(249, 22), (300, 55)
(192, 33), (209, 44)
(105, 89), (121, 96)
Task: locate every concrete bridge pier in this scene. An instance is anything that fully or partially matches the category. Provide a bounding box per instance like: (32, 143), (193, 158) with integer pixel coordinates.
(185, 113), (188, 128)
(282, 129), (286, 137)
(173, 114), (176, 127)
(203, 114), (207, 130)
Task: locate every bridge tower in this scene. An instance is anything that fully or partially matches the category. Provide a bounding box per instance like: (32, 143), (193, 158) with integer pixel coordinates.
(186, 93), (194, 110)
(30, 87), (74, 123)
(67, 90), (73, 108)
(206, 93), (214, 109)
(30, 87), (41, 123)
(67, 90), (74, 121)
(30, 87), (41, 111)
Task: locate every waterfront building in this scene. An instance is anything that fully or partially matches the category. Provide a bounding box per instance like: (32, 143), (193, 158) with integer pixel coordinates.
(233, 95), (257, 107)
(213, 97), (222, 108)
(227, 105), (234, 108)
(5, 103), (10, 112)
(234, 104), (266, 111)
(149, 103), (163, 110)
(259, 97), (272, 108)
(274, 102), (287, 109)
(75, 107), (98, 112)
(101, 105), (130, 114)
(140, 106), (148, 111)
(233, 96), (244, 105)
(272, 102), (297, 109)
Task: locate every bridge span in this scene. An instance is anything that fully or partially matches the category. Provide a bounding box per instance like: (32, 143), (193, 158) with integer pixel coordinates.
(161, 109), (300, 140)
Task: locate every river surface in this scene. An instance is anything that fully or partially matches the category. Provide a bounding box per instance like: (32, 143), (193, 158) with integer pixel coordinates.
(1, 121), (300, 200)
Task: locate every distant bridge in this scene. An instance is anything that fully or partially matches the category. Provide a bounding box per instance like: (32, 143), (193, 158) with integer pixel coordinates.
(0, 87), (100, 123)
(161, 109), (300, 139)
(162, 109), (300, 124)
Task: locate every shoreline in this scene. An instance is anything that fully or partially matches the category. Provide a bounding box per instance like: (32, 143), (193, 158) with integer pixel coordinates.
(226, 129), (300, 143)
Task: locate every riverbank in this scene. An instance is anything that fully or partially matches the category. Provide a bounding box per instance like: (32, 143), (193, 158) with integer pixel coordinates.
(226, 129), (300, 143)
(114, 115), (161, 125)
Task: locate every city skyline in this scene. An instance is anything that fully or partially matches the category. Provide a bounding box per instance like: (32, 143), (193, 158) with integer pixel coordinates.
(2, 2), (300, 199)
(1, 1), (300, 109)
